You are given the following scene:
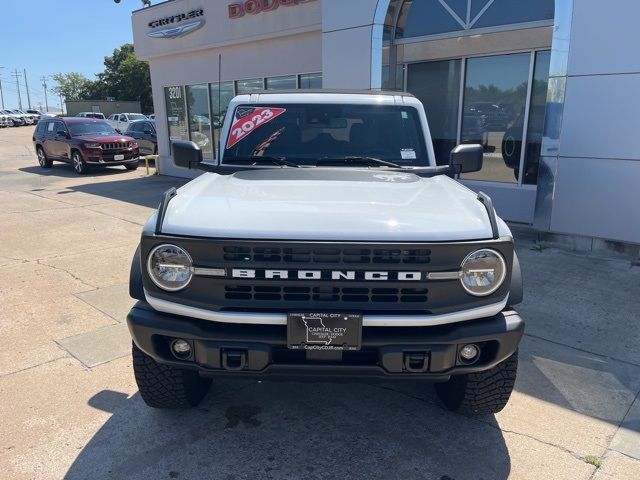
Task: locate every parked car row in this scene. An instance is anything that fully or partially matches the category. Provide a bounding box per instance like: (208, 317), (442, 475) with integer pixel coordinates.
(1, 109), (38, 127)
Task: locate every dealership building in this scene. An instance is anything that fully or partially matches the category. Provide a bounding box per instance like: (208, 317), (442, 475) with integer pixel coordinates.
(132, 0), (640, 245)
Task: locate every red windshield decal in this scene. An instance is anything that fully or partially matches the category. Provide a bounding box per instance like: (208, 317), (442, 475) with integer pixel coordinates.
(226, 107), (286, 149)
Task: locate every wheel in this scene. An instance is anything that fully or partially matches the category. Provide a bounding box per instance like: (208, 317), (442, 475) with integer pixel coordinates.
(36, 147), (53, 168)
(132, 342), (211, 409)
(435, 350), (518, 415)
(124, 160), (139, 171)
(8, 119), (15, 127)
(72, 151), (88, 174)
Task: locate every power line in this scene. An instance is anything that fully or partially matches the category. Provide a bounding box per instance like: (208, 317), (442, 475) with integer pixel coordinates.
(24, 69), (32, 109)
(0, 66), (5, 109)
(12, 69), (22, 110)
(40, 76), (49, 112)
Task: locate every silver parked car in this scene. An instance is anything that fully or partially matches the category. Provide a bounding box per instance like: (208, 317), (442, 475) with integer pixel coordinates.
(0, 110), (25, 126)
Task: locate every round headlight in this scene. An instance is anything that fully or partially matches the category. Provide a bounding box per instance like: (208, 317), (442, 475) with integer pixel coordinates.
(147, 244), (193, 291)
(460, 249), (507, 296)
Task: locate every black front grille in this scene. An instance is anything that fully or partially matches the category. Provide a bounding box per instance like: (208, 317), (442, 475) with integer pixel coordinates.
(224, 285), (428, 304)
(142, 237), (514, 315)
(102, 142), (131, 150)
(223, 246), (431, 265)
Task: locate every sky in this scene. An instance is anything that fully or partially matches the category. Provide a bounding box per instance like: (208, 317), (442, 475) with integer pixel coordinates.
(0, 0), (140, 112)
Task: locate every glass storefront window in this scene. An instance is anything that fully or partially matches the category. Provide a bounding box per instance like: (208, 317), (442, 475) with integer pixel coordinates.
(236, 78), (264, 94)
(395, 0), (554, 40)
(382, 65), (405, 91)
(522, 50), (551, 184)
(461, 52), (531, 184)
(185, 84), (213, 160)
(471, 0), (554, 29)
(298, 73), (322, 89)
(266, 75), (297, 90)
(396, 0), (463, 39)
(164, 86), (188, 152)
(210, 81), (235, 158)
(407, 59), (461, 165)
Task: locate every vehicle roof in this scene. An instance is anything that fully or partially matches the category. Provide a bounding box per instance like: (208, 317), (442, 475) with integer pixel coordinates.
(59, 117), (109, 124)
(247, 89), (414, 97)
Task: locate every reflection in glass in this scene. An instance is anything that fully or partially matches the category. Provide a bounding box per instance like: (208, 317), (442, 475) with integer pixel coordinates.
(164, 86), (188, 153)
(395, 0), (555, 40)
(382, 65), (405, 90)
(298, 73), (322, 89)
(523, 51), (551, 184)
(210, 81), (235, 158)
(471, 0), (554, 29)
(396, 0), (464, 39)
(266, 76), (297, 90)
(186, 84), (213, 160)
(407, 60), (461, 165)
(236, 78), (264, 94)
(461, 53), (531, 183)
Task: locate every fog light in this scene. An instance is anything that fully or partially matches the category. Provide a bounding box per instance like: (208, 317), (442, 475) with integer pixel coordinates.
(171, 339), (192, 359)
(459, 344), (480, 362)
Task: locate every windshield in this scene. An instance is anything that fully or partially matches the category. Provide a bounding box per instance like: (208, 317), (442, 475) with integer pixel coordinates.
(128, 114), (146, 121)
(68, 122), (118, 136)
(223, 104), (430, 167)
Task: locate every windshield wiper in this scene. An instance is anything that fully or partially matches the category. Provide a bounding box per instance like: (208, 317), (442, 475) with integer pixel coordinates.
(223, 156), (300, 168)
(317, 156), (403, 168)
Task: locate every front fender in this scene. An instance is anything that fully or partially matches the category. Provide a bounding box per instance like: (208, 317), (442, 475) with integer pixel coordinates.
(508, 251), (523, 306)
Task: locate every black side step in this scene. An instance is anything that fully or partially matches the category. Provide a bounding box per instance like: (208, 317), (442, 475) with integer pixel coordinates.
(477, 191), (499, 239)
(155, 187), (177, 235)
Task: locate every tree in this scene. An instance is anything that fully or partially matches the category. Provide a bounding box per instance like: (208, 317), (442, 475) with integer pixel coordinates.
(92, 44), (152, 113)
(52, 44), (153, 113)
(51, 72), (91, 101)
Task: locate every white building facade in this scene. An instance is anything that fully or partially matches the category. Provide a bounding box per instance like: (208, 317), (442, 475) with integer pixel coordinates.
(132, 0), (640, 244)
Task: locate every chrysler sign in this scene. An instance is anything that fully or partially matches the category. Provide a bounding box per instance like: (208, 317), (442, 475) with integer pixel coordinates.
(228, 0), (316, 19)
(147, 9), (205, 39)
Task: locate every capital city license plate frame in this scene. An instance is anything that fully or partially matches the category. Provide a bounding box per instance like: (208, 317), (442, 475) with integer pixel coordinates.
(287, 313), (362, 351)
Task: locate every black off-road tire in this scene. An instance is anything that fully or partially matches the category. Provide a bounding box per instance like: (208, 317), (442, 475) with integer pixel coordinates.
(125, 161), (139, 171)
(435, 350), (518, 415)
(132, 342), (212, 409)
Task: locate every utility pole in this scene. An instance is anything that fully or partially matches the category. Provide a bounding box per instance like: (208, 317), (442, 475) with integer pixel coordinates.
(59, 94), (64, 114)
(23, 68), (32, 109)
(0, 66), (4, 109)
(12, 69), (23, 110)
(40, 76), (49, 112)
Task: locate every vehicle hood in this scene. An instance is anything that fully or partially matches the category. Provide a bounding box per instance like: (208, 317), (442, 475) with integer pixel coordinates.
(74, 134), (134, 143)
(160, 168), (509, 242)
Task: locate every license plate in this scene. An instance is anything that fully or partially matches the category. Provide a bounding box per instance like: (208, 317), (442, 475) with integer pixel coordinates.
(287, 313), (362, 351)
(114, 154), (125, 161)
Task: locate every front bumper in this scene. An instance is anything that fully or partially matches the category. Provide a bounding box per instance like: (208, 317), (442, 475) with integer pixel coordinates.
(127, 301), (524, 381)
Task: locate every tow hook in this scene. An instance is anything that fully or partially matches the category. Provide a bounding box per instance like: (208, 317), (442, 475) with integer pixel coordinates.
(222, 349), (247, 371)
(403, 352), (430, 373)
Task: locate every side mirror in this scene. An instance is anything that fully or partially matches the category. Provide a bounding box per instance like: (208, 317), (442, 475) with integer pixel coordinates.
(115, 129), (122, 134)
(56, 131), (68, 138)
(173, 140), (203, 169)
(450, 144), (483, 174)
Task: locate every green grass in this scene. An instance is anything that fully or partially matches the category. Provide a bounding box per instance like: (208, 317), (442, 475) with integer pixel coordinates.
(583, 455), (602, 468)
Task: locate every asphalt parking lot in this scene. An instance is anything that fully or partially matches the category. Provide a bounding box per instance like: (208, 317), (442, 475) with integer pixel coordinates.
(0, 125), (639, 480)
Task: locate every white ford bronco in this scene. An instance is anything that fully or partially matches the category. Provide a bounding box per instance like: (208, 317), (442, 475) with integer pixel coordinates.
(127, 90), (523, 414)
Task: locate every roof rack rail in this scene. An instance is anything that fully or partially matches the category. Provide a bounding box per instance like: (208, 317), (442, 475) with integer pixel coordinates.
(477, 192), (499, 240)
(155, 187), (177, 234)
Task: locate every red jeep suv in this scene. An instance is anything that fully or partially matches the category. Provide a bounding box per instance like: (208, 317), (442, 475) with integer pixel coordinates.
(32, 117), (140, 174)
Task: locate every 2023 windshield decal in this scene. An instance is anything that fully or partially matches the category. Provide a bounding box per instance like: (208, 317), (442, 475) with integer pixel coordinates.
(226, 107), (286, 149)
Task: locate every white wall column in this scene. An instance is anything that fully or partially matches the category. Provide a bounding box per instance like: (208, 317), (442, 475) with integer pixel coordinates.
(321, 0), (390, 89)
